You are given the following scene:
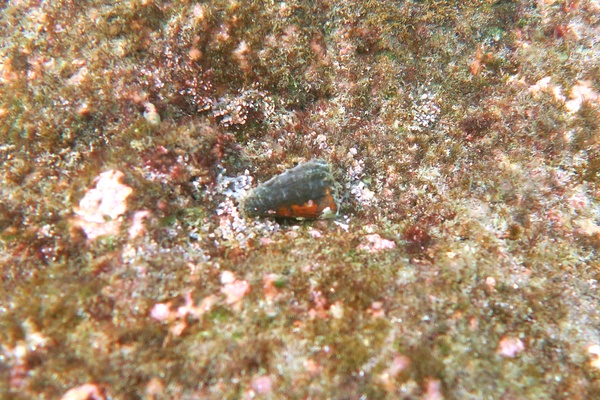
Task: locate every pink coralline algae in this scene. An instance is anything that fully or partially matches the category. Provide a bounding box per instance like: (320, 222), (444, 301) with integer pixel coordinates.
(72, 170), (133, 240)
(220, 271), (251, 310)
(61, 383), (106, 400)
(497, 336), (525, 358)
(150, 292), (218, 337)
(357, 234), (396, 253)
(128, 210), (151, 239)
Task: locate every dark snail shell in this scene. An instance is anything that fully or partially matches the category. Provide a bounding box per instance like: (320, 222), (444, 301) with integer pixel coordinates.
(240, 159), (338, 219)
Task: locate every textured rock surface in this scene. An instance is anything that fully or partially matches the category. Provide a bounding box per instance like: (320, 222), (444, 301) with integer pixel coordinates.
(1, 0), (599, 398)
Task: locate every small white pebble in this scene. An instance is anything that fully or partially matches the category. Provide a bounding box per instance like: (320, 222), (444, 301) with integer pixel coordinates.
(329, 301), (344, 319)
(61, 383), (105, 400)
(220, 270), (237, 285)
(150, 303), (172, 322)
(497, 336), (525, 358)
(587, 344), (600, 370)
(143, 102), (161, 125)
(251, 375), (273, 394)
(485, 276), (496, 290)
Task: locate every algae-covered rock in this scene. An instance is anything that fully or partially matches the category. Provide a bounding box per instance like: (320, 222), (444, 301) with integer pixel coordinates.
(1, 0), (599, 398)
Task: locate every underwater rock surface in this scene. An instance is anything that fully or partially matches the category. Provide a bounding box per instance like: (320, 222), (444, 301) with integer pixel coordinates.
(0, 0), (599, 398)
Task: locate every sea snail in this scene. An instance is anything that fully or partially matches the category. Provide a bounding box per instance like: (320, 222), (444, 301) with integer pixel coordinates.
(240, 159), (339, 219)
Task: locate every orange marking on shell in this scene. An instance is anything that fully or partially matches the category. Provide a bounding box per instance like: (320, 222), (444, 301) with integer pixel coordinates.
(273, 187), (337, 219)
(276, 202), (319, 219)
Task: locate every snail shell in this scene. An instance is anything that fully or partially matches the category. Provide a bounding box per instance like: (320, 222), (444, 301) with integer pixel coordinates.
(240, 159), (338, 219)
